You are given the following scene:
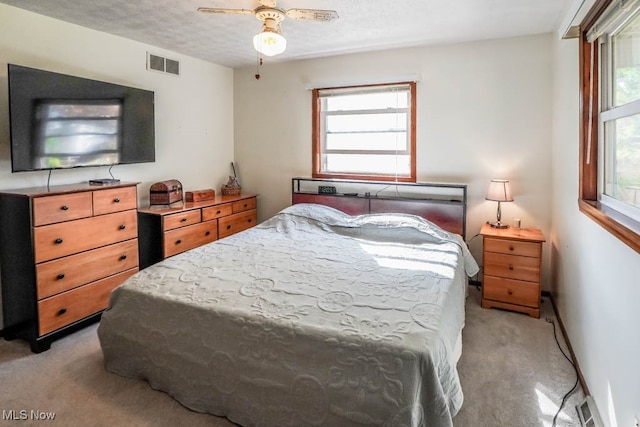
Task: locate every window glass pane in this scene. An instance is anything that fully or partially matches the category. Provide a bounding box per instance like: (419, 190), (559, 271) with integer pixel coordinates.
(314, 82), (415, 180)
(326, 113), (407, 133)
(326, 91), (408, 111)
(324, 154), (411, 176)
(613, 11), (640, 106)
(604, 112), (640, 208)
(326, 132), (408, 151)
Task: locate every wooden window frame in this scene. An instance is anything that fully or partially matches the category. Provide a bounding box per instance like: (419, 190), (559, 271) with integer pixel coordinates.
(579, 0), (640, 254)
(312, 82), (417, 182)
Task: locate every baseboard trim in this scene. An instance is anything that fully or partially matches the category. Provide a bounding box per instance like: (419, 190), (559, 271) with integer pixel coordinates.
(542, 290), (591, 396)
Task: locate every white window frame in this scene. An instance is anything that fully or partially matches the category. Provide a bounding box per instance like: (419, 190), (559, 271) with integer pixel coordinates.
(595, 3), (640, 222)
(312, 82), (416, 182)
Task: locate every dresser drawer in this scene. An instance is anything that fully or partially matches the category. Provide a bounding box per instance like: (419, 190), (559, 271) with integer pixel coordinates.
(163, 210), (202, 231)
(37, 267), (138, 336)
(483, 276), (540, 308)
(484, 252), (540, 282)
(36, 239), (139, 299)
(484, 237), (541, 258)
(232, 197), (256, 213)
(219, 209), (257, 239)
(34, 210), (138, 263)
(93, 186), (137, 215)
(163, 220), (218, 258)
(202, 203), (233, 221)
(32, 192), (93, 226)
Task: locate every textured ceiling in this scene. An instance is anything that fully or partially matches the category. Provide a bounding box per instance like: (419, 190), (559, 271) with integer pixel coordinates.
(0, 0), (572, 69)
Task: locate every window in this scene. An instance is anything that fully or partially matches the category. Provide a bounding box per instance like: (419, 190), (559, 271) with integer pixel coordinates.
(312, 82), (416, 182)
(580, 0), (640, 253)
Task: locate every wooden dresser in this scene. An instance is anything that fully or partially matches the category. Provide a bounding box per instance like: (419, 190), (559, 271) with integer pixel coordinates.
(480, 223), (545, 318)
(0, 182), (139, 352)
(137, 193), (257, 268)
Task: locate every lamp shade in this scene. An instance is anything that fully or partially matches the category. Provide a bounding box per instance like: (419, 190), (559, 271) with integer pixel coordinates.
(486, 179), (514, 202)
(253, 28), (287, 57)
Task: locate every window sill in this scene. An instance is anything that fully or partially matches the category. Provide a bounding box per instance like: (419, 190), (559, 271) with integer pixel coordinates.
(578, 199), (640, 254)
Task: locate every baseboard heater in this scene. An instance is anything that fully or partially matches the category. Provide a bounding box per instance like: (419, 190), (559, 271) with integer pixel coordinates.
(576, 396), (603, 427)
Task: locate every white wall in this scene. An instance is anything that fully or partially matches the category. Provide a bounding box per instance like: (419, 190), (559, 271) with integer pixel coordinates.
(0, 4), (234, 199)
(234, 34), (554, 287)
(0, 4), (234, 327)
(551, 36), (640, 427)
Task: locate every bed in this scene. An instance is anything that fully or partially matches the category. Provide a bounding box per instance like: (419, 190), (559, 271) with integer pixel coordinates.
(98, 186), (479, 426)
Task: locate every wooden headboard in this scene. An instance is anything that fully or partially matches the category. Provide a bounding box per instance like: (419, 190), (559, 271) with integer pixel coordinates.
(291, 177), (468, 240)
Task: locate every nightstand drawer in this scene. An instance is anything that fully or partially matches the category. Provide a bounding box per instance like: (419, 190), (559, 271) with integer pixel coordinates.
(484, 252), (540, 282)
(484, 237), (541, 258)
(483, 276), (540, 308)
(163, 220), (218, 258)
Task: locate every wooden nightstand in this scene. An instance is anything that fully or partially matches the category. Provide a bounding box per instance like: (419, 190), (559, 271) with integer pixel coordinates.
(480, 223), (545, 318)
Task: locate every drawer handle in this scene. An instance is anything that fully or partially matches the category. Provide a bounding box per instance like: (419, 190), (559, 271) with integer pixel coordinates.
(57, 273), (65, 280)
(507, 289), (513, 295)
(57, 308), (67, 316)
(176, 239), (182, 244)
(243, 204), (248, 208)
(54, 238), (63, 244)
(509, 245), (515, 251)
(248, 219), (252, 223)
(61, 205), (69, 211)
(181, 218), (188, 222)
(205, 231), (211, 236)
(120, 254), (127, 260)
(114, 198), (120, 203)
(217, 210), (221, 214)
(508, 265), (514, 270)
(119, 224), (126, 230)
(226, 225), (231, 230)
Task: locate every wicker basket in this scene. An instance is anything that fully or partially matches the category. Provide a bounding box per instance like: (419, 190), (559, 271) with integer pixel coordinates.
(221, 186), (241, 196)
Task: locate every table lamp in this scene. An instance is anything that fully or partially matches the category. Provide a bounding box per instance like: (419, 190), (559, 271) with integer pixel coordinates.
(486, 179), (513, 228)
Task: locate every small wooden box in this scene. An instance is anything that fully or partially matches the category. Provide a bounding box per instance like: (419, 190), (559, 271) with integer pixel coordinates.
(185, 189), (216, 202)
(150, 179), (183, 205)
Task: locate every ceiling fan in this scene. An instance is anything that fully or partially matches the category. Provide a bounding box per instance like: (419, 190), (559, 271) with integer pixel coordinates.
(197, 0), (338, 57)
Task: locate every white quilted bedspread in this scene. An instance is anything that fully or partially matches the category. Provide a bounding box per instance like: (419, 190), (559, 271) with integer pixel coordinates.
(98, 204), (479, 427)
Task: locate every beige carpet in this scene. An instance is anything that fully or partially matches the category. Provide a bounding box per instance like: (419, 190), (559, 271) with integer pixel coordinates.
(0, 287), (583, 426)
(454, 288), (585, 426)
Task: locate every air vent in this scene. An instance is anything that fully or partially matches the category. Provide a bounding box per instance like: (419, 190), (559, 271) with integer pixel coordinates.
(165, 58), (180, 76)
(576, 396), (603, 427)
(146, 52), (180, 76)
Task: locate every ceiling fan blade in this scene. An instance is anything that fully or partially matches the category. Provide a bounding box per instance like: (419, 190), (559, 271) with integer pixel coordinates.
(286, 9), (338, 22)
(258, 0), (277, 7)
(197, 7), (254, 16)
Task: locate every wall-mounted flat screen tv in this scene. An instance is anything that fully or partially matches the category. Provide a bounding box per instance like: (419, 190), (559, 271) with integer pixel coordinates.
(8, 64), (155, 172)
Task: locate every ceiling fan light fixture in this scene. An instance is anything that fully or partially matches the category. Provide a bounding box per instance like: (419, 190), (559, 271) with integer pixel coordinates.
(253, 26), (287, 56)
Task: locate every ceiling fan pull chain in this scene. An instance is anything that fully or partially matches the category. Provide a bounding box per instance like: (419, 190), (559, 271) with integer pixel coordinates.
(255, 52), (262, 80)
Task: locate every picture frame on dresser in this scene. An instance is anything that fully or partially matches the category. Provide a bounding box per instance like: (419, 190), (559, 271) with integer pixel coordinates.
(0, 182), (140, 352)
